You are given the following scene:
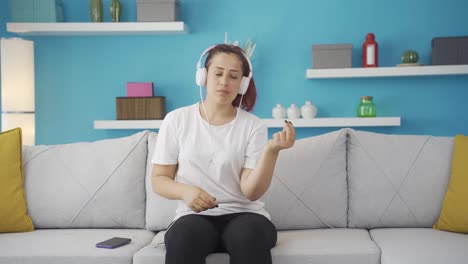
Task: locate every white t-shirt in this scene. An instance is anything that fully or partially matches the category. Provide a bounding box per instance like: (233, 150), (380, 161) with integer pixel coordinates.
(152, 103), (270, 221)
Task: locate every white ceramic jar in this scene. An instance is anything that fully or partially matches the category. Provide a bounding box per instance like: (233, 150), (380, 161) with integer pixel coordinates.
(287, 104), (301, 119)
(301, 100), (317, 119)
(272, 104), (287, 119)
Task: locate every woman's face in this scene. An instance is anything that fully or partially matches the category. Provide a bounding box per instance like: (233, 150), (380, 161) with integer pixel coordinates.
(206, 52), (243, 105)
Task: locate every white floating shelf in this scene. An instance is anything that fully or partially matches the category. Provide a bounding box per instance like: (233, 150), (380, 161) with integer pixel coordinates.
(306, 65), (468, 79)
(7, 22), (188, 36)
(263, 117), (400, 128)
(94, 117), (401, 129)
(94, 120), (164, 129)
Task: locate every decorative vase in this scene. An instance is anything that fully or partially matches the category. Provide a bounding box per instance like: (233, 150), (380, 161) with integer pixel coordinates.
(272, 104), (287, 119)
(401, 50), (419, 64)
(301, 100), (317, 119)
(110, 0), (122, 22)
(90, 0), (103, 22)
(287, 104), (301, 119)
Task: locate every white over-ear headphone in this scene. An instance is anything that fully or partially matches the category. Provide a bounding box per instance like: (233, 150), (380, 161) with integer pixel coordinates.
(195, 45), (253, 95)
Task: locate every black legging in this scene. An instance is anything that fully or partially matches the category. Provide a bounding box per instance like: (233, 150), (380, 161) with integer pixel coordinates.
(164, 212), (277, 264)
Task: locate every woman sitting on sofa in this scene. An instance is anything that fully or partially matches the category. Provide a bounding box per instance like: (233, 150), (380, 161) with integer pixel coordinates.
(151, 43), (296, 264)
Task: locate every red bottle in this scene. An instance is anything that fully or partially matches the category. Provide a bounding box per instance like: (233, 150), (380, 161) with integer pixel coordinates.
(362, 33), (378, 67)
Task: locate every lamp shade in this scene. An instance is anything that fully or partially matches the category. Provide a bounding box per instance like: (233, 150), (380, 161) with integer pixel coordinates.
(1, 38), (35, 145)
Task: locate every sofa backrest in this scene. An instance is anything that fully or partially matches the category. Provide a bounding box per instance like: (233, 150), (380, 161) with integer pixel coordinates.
(145, 129), (348, 231)
(22, 131), (149, 229)
(22, 127), (453, 230)
(261, 128), (348, 230)
(346, 129), (453, 228)
(145, 132), (178, 231)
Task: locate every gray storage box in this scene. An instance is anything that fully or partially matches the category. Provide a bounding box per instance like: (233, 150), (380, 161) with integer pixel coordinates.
(432, 36), (468, 65)
(312, 44), (352, 69)
(137, 0), (179, 22)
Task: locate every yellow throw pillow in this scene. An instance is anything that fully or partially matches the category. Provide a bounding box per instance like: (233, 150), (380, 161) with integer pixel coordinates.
(0, 128), (34, 233)
(434, 135), (468, 233)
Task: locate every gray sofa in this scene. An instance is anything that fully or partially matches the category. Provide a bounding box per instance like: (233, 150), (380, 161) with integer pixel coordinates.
(1, 128), (467, 264)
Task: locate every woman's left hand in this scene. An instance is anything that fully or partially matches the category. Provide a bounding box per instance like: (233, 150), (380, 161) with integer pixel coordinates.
(267, 120), (296, 152)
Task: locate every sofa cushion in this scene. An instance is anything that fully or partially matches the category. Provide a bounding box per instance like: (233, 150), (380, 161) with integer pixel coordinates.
(0, 229), (154, 264)
(145, 132), (178, 231)
(347, 129), (453, 228)
(133, 228), (380, 264)
(434, 135), (468, 233)
(370, 228), (468, 264)
(261, 128), (348, 230)
(145, 129), (347, 231)
(22, 131), (149, 228)
(0, 128), (34, 233)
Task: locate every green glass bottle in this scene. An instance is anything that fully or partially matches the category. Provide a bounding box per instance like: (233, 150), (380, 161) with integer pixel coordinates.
(357, 96), (376, 117)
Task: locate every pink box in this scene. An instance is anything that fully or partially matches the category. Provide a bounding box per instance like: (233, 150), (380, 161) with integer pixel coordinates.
(126, 82), (154, 97)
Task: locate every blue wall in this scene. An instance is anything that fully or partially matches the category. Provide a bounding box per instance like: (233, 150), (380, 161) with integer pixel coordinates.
(1, 0), (468, 144)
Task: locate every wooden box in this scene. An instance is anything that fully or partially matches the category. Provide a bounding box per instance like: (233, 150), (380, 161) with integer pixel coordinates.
(116, 96), (166, 120)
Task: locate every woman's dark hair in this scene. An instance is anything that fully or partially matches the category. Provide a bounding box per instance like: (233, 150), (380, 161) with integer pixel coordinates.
(204, 44), (257, 112)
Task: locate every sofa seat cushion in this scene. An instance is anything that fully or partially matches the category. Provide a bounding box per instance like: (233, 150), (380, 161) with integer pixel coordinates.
(0, 229), (154, 264)
(133, 228), (380, 264)
(370, 228), (468, 264)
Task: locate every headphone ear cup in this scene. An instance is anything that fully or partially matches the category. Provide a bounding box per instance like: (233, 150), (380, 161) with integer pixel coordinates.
(195, 67), (207, 87)
(238, 76), (250, 95)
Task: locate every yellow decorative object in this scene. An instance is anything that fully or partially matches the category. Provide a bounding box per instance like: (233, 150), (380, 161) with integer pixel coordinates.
(0, 128), (34, 233)
(434, 135), (468, 233)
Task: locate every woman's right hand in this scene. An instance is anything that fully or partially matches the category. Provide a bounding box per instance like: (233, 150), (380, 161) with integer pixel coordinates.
(182, 185), (218, 212)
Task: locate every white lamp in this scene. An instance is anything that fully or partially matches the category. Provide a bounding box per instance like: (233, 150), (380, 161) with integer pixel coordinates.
(1, 38), (35, 145)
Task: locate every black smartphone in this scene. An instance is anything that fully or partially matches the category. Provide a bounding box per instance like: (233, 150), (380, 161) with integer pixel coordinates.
(96, 237), (131, 249)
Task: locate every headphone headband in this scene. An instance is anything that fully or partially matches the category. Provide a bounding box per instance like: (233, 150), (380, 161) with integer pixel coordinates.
(196, 45), (253, 78)
(195, 44), (253, 95)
